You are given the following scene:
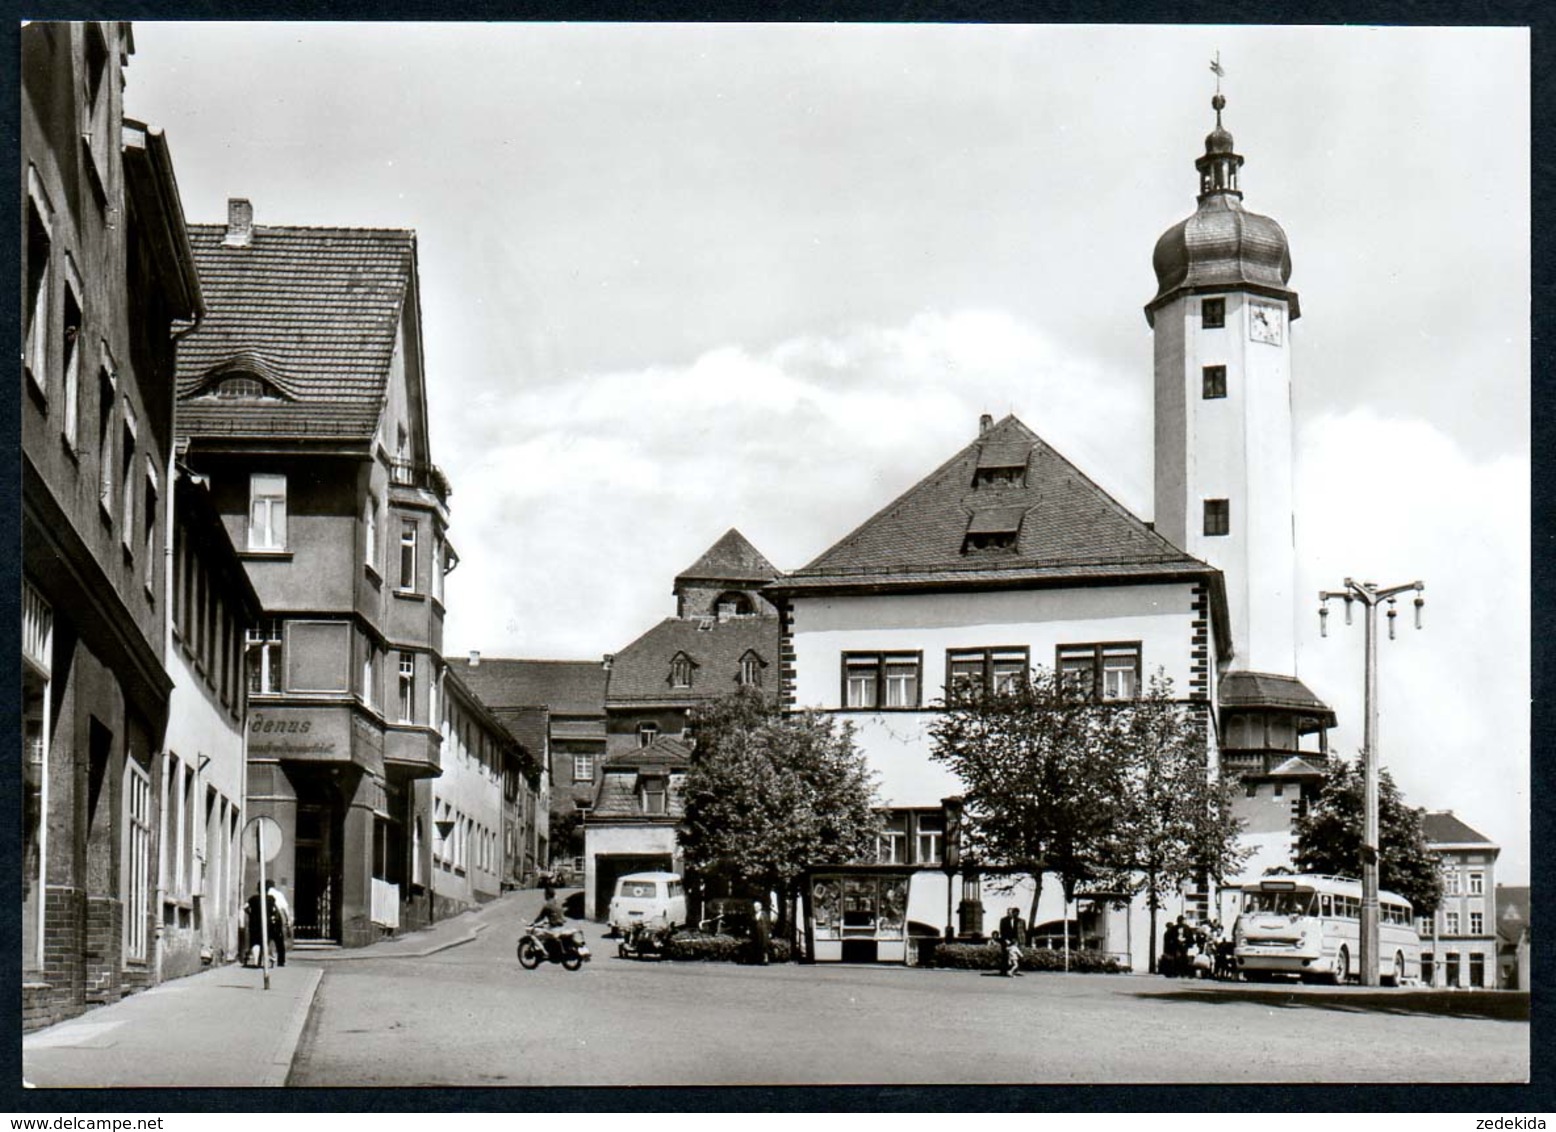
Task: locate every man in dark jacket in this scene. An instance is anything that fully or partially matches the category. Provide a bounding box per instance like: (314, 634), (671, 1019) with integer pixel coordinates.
(246, 888), (286, 967)
(997, 907), (1027, 976)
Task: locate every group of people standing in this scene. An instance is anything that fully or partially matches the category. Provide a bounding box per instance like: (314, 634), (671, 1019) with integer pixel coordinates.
(1160, 915), (1233, 979)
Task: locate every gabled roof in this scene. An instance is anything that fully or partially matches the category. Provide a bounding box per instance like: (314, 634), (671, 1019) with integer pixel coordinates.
(175, 223), (417, 442)
(1496, 886), (1530, 944)
(606, 616), (781, 705)
(445, 657), (606, 718)
(1421, 811), (1498, 849)
(675, 528), (779, 585)
(772, 415), (1219, 596)
(601, 735), (692, 770)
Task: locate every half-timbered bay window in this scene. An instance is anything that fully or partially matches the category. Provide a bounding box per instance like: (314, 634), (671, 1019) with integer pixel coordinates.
(842, 652), (922, 709)
(946, 646), (1029, 700)
(1056, 642), (1141, 701)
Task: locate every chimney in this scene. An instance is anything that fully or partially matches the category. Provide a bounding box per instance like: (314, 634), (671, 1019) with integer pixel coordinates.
(223, 198), (253, 247)
(602, 654), (615, 672)
(468, 650), (480, 668)
(979, 413), (993, 435)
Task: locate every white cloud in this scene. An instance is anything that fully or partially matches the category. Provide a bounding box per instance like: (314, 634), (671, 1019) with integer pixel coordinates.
(1295, 409), (1529, 881)
(442, 307), (1150, 659)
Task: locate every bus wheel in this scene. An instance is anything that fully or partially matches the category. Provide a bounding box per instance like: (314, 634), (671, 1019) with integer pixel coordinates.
(1383, 950), (1404, 987)
(1331, 946), (1350, 986)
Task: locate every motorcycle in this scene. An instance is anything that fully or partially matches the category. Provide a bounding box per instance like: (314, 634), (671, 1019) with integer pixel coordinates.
(517, 926), (591, 972)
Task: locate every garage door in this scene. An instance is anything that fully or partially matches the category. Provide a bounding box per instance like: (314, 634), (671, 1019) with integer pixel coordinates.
(594, 853), (672, 921)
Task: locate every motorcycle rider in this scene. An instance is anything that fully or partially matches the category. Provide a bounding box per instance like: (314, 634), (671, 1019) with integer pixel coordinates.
(531, 886), (569, 956)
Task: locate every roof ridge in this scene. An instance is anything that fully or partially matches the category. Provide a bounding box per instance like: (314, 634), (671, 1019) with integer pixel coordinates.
(188, 222), (417, 238)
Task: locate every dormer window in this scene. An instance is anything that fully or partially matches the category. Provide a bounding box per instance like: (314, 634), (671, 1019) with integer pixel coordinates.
(216, 376), (265, 399)
(962, 506), (1025, 555)
(972, 441), (1031, 490)
(639, 773), (668, 816)
(669, 653), (695, 689)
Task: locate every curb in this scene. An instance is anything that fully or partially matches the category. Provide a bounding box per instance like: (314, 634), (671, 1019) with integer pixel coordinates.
(262, 966), (323, 1088)
(300, 920), (490, 963)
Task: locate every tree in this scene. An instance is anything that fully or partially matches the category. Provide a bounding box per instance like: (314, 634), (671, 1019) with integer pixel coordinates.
(928, 667), (1130, 934)
(680, 688), (882, 949)
(1106, 674), (1249, 972)
(1292, 757), (1443, 915)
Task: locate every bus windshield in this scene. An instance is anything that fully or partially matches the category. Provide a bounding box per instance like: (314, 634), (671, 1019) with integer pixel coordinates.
(1243, 890), (1316, 916)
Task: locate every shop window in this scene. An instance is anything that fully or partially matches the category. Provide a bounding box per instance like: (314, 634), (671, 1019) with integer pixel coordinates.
(1469, 953), (1485, 987)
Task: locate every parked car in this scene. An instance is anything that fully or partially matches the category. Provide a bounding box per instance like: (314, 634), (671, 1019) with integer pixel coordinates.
(608, 872), (687, 935)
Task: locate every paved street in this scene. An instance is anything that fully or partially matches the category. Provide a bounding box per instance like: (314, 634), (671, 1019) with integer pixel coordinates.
(290, 890), (1528, 1087)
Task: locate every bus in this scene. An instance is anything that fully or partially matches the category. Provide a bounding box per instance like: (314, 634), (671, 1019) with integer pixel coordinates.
(1233, 874), (1421, 985)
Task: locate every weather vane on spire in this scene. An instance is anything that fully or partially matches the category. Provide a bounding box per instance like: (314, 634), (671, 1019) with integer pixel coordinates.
(1210, 50), (1225, 94)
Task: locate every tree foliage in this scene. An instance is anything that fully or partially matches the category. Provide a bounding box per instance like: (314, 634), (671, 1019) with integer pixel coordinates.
(680, 688), (882, 909)
(929, 669), (1249, 959)
(1291, 757), (1443, 914)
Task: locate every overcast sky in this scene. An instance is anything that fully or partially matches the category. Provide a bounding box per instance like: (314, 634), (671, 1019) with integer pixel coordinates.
(123, 23), (1530, 883)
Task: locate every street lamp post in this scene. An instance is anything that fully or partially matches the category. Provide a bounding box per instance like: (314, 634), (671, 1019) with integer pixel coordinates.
(1318, 577), (1425, 987)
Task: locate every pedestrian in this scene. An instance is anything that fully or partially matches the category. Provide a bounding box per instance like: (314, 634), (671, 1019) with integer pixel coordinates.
(1161, 920), (1180, 977)
(246, 886), (286, 968)
(268, 882), (293, 952)
(998, 906), (1026, 977)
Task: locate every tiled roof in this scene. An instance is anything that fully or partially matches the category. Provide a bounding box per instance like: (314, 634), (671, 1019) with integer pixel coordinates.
(606, 616), (781, 705)
(1218, 671), (1335, 723)
(1422, 811), (1497, 847)
(175, 224), (416, 442)
(446, 658), (607, 718)
(491, 706), (549, 759)
(773, 415), (1214, 593)
(675, 529), (779, 584)
(591, 737), (689, 819)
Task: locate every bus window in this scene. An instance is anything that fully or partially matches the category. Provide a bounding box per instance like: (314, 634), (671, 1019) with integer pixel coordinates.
(1245, 891), (1315, 916)
(1320, 894), (1333, 917)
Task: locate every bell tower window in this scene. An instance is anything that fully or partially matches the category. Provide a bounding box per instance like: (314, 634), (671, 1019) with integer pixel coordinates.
(1203, 499), (1230, 537)
(1201, 298), (1225, 329)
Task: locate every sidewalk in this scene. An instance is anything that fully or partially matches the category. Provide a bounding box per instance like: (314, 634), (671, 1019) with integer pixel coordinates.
(22, 889), (540, 1088)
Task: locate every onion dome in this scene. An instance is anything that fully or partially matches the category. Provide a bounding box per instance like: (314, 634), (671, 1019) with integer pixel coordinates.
(1145, 93), (1299, 326)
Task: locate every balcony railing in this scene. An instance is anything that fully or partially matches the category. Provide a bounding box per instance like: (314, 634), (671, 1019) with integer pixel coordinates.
(389, 459), (452, 504)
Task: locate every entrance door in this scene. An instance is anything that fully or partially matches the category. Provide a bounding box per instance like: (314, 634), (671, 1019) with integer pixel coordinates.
(294, 800), (342, 942)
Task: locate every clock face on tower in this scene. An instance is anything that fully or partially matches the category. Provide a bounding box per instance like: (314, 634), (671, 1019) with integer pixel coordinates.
(1248, 300), (1284, 345)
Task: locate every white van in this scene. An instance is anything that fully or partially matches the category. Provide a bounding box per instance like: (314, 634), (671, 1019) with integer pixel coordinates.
(608, 872), (686, 934)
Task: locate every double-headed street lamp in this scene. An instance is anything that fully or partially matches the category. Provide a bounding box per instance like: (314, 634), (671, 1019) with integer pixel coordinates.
(1318, 577), (1425, 987)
